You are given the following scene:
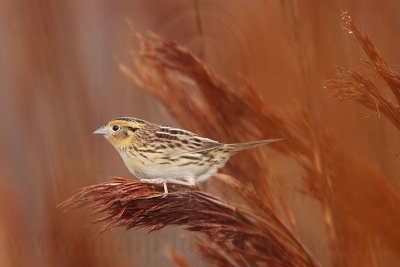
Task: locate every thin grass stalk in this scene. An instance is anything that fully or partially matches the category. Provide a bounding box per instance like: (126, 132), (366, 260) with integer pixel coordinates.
(326, 12), (400, 129)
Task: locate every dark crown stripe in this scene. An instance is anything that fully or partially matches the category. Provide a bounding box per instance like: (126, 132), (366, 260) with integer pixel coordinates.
(114, 117), (146, 124)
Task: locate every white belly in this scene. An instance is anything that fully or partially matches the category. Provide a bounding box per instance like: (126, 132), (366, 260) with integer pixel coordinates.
(120, 151), (222, 182)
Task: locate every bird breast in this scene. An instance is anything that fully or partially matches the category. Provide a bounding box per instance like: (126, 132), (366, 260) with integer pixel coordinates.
(119, 148), (226, 181)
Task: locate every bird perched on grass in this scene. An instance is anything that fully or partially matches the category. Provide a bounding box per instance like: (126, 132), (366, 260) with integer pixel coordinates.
(94, 117), (282, 193)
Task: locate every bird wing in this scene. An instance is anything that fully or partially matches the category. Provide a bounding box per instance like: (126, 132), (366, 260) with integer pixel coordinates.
(153, 126), (223, 156)
(179, 136), (223, 154)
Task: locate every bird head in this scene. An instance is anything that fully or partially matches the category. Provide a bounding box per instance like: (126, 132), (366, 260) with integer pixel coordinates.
(93, 117), (146, 150)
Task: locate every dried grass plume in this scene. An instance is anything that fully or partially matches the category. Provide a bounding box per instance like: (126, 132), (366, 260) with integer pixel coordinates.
(60, 177), (320, 267)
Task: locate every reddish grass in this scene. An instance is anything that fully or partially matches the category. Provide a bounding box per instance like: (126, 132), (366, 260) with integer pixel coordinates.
(61, 177), (320, 267)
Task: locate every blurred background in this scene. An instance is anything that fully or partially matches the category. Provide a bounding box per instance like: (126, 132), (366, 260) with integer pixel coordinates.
(1, 0), (400, 266)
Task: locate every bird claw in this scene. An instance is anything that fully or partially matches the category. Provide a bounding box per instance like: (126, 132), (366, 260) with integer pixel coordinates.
(140, 178), (168, 195)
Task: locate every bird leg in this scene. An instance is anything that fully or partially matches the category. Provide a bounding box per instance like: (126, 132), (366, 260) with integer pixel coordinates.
(163, 179), (168, 195)
(140, 178), (196, 195)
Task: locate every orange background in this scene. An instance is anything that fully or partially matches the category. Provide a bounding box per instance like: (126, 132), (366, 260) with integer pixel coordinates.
(1, 1), (399, 266)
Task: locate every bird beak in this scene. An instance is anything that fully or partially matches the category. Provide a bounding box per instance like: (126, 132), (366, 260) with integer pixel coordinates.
(93, 126), (109, 135)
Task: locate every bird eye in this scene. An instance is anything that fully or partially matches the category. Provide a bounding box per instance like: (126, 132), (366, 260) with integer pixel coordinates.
(112, 125), (120, 132)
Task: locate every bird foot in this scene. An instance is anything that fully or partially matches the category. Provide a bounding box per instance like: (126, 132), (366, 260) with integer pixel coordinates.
(140, 178), (168, 195)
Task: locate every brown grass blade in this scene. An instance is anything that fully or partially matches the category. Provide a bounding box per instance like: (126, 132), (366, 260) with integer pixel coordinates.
(341, 11), (400, 102)
(326, 12), (400, 129)
(60, 178), (320, 267)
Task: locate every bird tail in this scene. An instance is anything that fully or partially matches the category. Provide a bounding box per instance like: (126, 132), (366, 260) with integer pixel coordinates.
(226, 138), (283, 153)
